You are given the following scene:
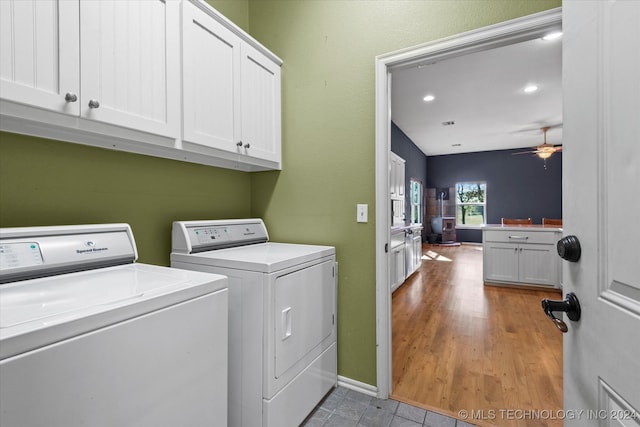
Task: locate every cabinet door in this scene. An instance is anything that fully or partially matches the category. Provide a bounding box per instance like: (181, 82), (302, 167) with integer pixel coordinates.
(389, 156), (397, 197)
(182, 1), (241, 151)
(240, 43), (281, 163)
(518, 244), (557, 286)
(0, 0), (79, 115)
(390, 245), (406, 292)
(397, 160), (405, 197)
(413, 235), (422, 270)
(389, 153), (405, 197)
(80, 0), (180, 138)
(483, 242), (519, 282)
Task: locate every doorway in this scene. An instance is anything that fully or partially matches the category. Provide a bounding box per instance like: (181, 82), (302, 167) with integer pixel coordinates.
(374, 7), (562, 401)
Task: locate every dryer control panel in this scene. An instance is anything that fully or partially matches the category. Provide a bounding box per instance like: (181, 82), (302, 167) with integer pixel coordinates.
(172, 219), (269, 253)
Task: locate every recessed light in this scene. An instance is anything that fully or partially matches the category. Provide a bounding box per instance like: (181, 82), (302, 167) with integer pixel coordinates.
(542, 31), (562, 41)
(423, 94), (435, 102)
(524, 85), (539, 93)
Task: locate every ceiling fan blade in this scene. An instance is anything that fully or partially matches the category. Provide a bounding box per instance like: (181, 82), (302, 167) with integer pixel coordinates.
(512, 150), (537, 155)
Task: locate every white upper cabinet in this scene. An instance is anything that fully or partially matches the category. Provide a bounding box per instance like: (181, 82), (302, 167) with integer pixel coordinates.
(240, 42), (281, 163)
(182, 1), (282, 167)
(182, 1), (242, 152)
(80, 0), (180, 138)
(0, 0), (80, 115)
(0, 0), (281, 172)
(390, 152), (405, 199)
(1, 0), (179, 139)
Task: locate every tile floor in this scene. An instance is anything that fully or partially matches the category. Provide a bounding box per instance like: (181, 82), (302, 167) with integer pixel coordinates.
(301, 386), (476, 427)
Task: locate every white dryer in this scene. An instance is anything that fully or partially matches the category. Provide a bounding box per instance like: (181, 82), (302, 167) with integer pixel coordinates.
(171, 219), (337, 427)
(0, 224), (229, 427)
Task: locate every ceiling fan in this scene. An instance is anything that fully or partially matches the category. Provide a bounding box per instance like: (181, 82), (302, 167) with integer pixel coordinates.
(512, 126), (562, 167)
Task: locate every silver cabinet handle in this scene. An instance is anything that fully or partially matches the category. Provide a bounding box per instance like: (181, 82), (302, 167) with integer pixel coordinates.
(64, 92), (78, 102)
(88, 99), (100, 109)
(508, 235), (528, 240)
(244, 143), (250, 149)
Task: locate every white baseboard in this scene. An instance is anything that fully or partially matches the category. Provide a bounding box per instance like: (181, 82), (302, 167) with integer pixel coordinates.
(337, 375), (378, 397)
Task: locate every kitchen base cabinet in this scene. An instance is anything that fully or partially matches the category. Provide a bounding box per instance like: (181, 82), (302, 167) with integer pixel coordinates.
(405, 226), (423, 278)
(483, 226), (562, 289)
(390, 230), (406, 293)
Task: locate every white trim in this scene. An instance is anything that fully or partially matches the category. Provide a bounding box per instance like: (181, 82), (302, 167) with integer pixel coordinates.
(374, 56), (393, 399)
(337, 376), (378, 397)
(374, 7), (562, 399)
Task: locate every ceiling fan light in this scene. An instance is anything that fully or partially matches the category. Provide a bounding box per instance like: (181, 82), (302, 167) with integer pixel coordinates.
(536, 145), (556, 159)
(537, 151), (553, 160)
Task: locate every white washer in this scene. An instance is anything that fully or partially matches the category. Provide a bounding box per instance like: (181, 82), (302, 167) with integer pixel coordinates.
(0, 224), (229, 427)
(171, 219), (337, 427)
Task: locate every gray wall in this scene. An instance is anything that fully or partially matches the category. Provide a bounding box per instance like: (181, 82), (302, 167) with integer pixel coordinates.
(427, 149), (562, 242)
(391, 122), (428, 228)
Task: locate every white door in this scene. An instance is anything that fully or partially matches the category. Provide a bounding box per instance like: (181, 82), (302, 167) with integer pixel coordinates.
(80, 0), (180, 138)
(241, 42), (281, 163)
(562, 1), (640, 424)
(182, 0), (242, 152)
(0, 0), (79, 115)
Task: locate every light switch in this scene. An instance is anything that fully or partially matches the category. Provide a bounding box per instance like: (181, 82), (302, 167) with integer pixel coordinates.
(357, 204), (368, 223)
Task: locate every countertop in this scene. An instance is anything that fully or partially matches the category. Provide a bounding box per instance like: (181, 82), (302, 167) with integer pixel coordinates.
(391, 224), (423, 234)
(482, 224), (562, 232)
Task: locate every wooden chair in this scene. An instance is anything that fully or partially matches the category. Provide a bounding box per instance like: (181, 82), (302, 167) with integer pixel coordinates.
(542, 218), (563, 226)
(501, 217), (532, 225)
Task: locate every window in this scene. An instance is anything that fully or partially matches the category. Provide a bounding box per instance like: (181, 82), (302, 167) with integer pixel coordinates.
(410, 179), (423, 224)
(456, 182), (486, 226)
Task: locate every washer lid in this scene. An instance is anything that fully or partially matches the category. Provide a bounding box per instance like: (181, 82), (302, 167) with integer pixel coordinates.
(0, 263), (227, 360)
(172, 242), (335, 273)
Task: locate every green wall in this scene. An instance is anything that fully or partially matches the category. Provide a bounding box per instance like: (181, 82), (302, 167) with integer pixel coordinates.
(0, 0), (560, 389)
(0, 0), (253, 266)
(246, 0), (560, 386)
(0, 132), (250, 266)
(205, 0), (249, 32)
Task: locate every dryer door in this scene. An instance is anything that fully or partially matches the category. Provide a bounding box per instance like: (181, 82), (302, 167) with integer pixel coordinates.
(273, 259), (335, 379)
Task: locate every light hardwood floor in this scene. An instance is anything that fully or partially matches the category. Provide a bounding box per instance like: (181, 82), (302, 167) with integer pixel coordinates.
(391, 244), (563, 427)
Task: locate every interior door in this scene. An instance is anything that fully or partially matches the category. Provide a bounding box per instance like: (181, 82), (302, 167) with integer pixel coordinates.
(562, 1), (640, 425)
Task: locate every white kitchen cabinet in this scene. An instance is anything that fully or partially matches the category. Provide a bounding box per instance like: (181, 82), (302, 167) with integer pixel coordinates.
(182, 1), (241, 154)
(240, 42), (281, 163)
(0, 0), (180, 138)
(389, 152), (405, 198)
(80, 0), (180, 137)
(0, 0), (80, 115)
(1, 0), (282, 172)
(405, 227), (423, 278)
(483, 227), (561, 288)
(182, 1), (281, 166)
(390, 230), (406, 293)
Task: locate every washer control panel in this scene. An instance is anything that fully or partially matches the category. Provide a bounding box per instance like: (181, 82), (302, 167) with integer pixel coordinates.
(0, 242), (44, 270)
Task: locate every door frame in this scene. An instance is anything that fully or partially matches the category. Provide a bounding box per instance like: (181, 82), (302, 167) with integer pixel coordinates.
(374, 8), (562, 399)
